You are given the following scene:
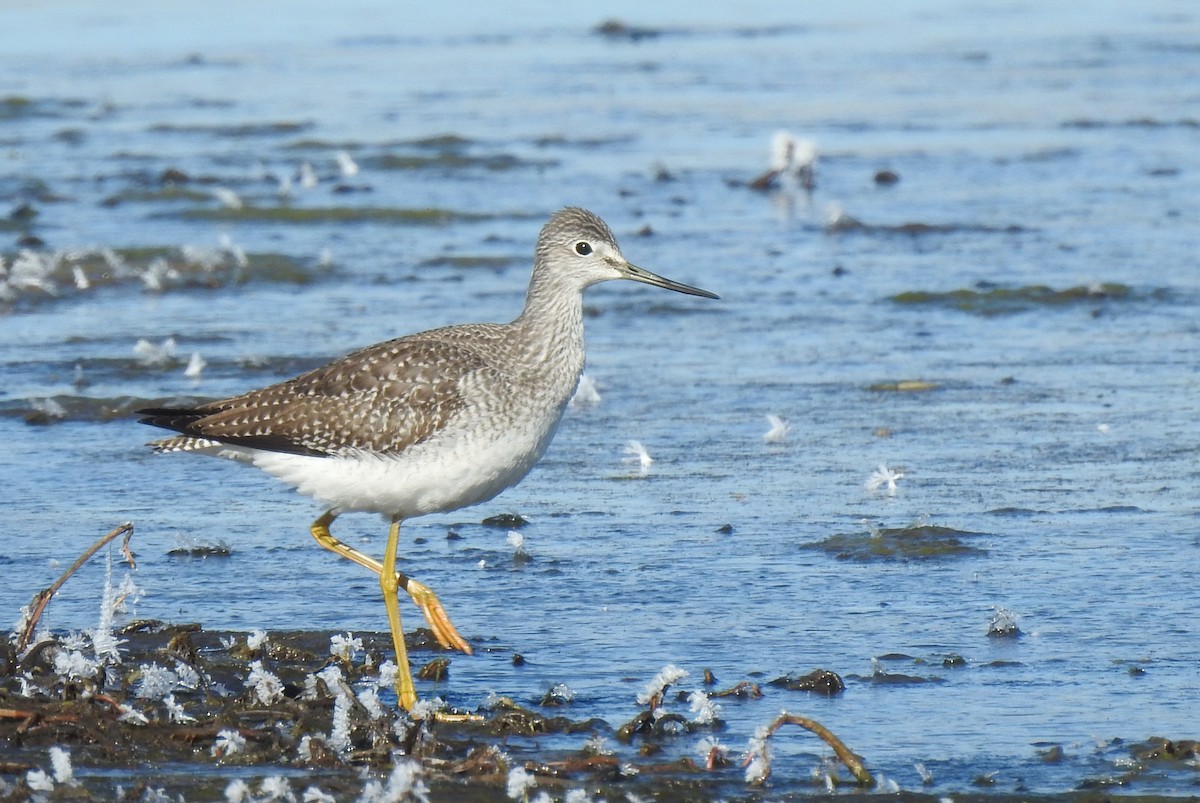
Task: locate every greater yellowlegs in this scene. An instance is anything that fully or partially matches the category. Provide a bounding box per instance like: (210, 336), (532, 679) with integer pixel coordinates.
(138, 207), (718, 710)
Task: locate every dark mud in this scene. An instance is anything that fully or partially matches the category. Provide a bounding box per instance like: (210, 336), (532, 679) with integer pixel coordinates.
(2, 622), (1195, 801)
(0, 624), (872, 801)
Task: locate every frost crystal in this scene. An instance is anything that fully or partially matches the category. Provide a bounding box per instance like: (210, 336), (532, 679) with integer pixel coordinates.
(361, 760), (431, 803)
(59, 631), (88, 651)
(135, 663), (179, 699)
(302, 786), (336, 803)
(247, 629), (269, 651)
(258, 775), (296, 802)
(328, 695), (352, 754)
(164, 694), (196, 724)
(115, 703), (149, 725)
(225, 779), (252, 802)
(744, 725), (772, 784)
(92, 552), (128, 665)
(865, 463), (904, 495)
(622, 440), (654, 473)
(49, 746), (73, 784)
(409, 696), (444, 722)
(11, 604), (32, 641)
(505, 765), (536, 800)
(330, 632), (363, 662)
(357, 686), (385, 720)
(569, 373), (602, 407)
(318, 666), (354, 755)
(246, 660), (285, 705)
(763, 414), (791, 443)
(636, 664), (687, 705)
(687, 690), (720, 724)
(54, 649), (100, 681)
(375, 660), (398, 691)
(696, 736), (728, 765)
(212, 728), (247, 757)
(583, 734), (612, 755)
(26, 768), (54, 792)
(173, 660), (202, 690)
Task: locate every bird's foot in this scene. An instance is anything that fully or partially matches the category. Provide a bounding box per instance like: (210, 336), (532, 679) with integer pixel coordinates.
(404, 578), (473, 655)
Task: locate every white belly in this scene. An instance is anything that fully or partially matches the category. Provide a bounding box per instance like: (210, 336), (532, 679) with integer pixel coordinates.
(244, 408), (564, 519)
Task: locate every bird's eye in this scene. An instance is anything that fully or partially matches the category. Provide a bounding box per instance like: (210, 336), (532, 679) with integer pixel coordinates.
(574, 241), (592, 256)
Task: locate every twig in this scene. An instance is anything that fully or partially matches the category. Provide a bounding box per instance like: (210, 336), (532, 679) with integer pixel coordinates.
(709, 680), (763, 699)
(750, 712), (873, 787)
(0, 708), (35, 721)
(16, 522), (135, 653)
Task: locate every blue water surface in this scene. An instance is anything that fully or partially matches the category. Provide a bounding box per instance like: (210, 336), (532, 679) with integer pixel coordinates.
(1, 0), (1198, 796)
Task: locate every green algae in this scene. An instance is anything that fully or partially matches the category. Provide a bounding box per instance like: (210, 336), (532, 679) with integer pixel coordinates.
(100, 186), (214, 206)
(282, 134), (555, 171)
(283, 134), (472, 151)
(148, 120), (313, 137)
(369, 151), (552, 172)
(0, 95), (87, 122)
(0, 245), (322, 310)
(175, 206), (495, 224)
(889, 282), (1156, 314)
(417, 255), (518, 270)
(0, 95), (32, 114)
(867, 379), (938, 392)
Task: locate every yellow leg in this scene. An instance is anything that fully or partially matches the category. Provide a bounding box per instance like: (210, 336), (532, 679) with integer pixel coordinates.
(380, 516), (416, 710)
(309, 511), (472, 655)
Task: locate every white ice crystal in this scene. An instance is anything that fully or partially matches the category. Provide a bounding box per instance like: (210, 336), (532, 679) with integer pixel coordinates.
(505, 765), (536, 800)
(49, 746), (73, 784)
(135, 663), (179, 699)
(246, 660), (285, 705)
(330, 632), (363, 662)
(212, 728), (247, 758)
(687, 690), (721, 724)
(636, 664), (687, 705)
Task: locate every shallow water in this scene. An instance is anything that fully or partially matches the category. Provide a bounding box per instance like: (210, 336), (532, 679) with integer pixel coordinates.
(2, 0), (1199, 797)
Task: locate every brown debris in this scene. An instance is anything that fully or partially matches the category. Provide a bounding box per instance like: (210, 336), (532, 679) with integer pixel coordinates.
(416, 657), (450, 681)
(1135, 737), (1200, 762)
(481, 697), (597, 737)
(748, 712), (873, 787)
(768, 669), (845, 695)
(16, 523), (135, 653)
(709, 680), (763, 700)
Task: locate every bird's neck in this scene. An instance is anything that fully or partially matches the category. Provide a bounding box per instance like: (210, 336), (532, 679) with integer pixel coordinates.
(512, 274), (586, 381)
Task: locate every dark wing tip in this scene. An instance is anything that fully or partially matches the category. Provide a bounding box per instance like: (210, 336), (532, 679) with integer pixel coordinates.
(136, 407), (206, 433)
(136, 405), (330, 458)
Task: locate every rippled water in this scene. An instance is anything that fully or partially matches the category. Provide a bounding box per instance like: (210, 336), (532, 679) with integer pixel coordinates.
(2, 0), (1199, 796)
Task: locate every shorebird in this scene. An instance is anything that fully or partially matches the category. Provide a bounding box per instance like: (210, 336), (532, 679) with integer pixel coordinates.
(138, 207), (718, 710)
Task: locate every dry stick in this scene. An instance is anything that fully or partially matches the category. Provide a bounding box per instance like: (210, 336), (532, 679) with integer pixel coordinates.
(0, 708), (35, 721)
(15, 522), (135, 653)
(764, 712), (874, 786)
